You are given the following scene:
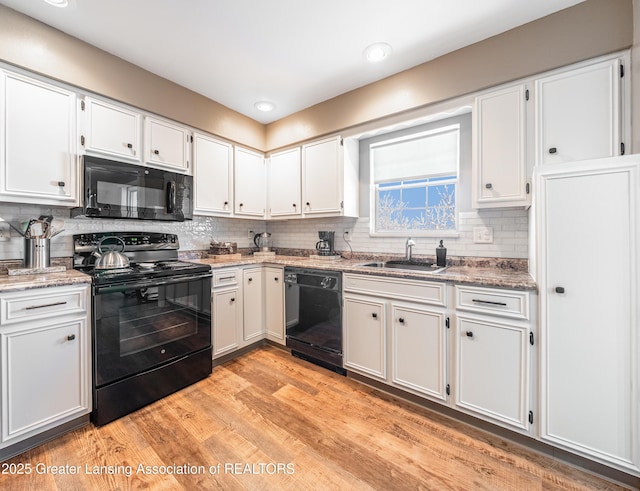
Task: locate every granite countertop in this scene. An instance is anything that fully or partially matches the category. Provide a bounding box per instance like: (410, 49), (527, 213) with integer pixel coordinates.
(193, 255), (537, 291)
(0, 268), (91, 293)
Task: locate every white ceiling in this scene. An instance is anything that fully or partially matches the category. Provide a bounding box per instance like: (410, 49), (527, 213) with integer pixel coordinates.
(0, 0), (585, 124)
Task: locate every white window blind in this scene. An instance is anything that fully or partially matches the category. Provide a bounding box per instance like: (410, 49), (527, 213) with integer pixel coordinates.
(371, 124), (460, 183)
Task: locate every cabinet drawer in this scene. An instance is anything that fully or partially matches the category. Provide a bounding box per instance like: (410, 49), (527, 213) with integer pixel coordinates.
(455, 285), (529, 320)
(343, 274), (445, 306)
(213, 269), (240, 287)
(0, 287), (88, 326)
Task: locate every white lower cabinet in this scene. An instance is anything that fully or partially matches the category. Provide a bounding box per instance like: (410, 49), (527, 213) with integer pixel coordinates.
(454, 284), (534, 433)
(0, 285), (91, 450)
(343, 274), (448, 403)
(264, 267), (285, 345)
(344, 294), (387, 379)
(212, 266), (285, 359)
(454, 315), (530, 431)
(391, 303), (447, 402)
(243, 268), (265, 342)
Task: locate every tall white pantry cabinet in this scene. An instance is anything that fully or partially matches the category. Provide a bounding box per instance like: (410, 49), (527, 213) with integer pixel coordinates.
(534, 155), (640, 476)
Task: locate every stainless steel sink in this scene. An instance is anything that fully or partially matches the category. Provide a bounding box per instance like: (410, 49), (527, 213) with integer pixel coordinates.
(359, 260), (447, 273)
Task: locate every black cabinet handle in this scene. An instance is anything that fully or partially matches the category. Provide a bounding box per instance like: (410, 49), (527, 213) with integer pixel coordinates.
(153, 149), (160, 155)
(371, 312), (378, 319)
(67, 334), (76, 341)
(485, 183), (492, 189)
(398, 317), (405, 324)
(472, 299), (507, 306)
(127, 143), (133, 149)
(549, 147), (557, 154)
(26, 301), (67, 310)
(230, 297), (235, 302)
(466, 331), (474, 338)
(274, 277), (279, 282)
(57, 181), (65, 187)
(555, 286), (565, 294)
(306, 202), (310, 206)
(292, 203), (297, 208)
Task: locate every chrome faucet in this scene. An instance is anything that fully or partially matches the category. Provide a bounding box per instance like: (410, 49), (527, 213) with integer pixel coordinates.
(405, 237), (416, 260)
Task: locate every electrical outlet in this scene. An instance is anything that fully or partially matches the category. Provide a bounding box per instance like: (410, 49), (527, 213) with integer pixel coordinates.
(343, 229), (351, 242)
(247, 229), (254, 239)
(473, 226), (493, 244)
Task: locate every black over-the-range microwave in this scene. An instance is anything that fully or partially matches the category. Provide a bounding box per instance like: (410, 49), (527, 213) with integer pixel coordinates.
(71, 156), (193, 221)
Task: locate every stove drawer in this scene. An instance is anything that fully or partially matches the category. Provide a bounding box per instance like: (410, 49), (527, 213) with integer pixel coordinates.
(0, 285), (89, 326)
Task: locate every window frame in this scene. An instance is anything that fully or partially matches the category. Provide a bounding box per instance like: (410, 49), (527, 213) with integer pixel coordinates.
(369, 124), (461, 237)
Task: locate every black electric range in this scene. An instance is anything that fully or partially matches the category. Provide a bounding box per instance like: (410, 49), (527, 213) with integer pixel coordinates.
(73, 231), (213, 426)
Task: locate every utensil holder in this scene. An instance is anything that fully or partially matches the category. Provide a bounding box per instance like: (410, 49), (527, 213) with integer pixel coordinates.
(24, 238), (50, 269)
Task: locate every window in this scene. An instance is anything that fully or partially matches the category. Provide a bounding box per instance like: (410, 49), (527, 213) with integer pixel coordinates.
(371, 124), (459, 235)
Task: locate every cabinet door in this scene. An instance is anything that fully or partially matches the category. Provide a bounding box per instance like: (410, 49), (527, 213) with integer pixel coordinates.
(455, 316), (529, 431)
(537, 158), (639, 473)
(302, 136), (343, 215)
(536, 58), (620, 165)
(264, 267), (285, 344)
(235, 147), (266, 217)
(144, 117), (190, 172)
(391, 304), (447, 402)
(212, 288), (241, 358)
(82, 97), (141, 161)
(344, 295), (386, 379)
(473, 84), (529, 208)
(242, 268), (264, 341)
(193, 133), (233, 216)
(0, 71), (77, 205)
(269, 147), (301, 217)
(1, 319), (90, 443)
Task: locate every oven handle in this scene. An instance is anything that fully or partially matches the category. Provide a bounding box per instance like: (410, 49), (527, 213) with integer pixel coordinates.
(94, 272), (212, 294)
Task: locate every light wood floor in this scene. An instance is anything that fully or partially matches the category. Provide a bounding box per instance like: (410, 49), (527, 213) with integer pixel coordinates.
(2, 346), (635, 490)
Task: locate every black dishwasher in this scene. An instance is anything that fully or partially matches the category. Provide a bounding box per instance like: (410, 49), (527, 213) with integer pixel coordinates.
(284, 267), (344, 374)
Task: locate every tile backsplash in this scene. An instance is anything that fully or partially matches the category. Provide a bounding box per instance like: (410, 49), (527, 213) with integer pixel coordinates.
(0, 204), (528, 262)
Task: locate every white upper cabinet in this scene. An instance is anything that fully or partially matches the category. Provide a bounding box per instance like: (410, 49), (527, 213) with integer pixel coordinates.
(302, 136), (359, 217)
(193, 132), (233, 216)
(0, 70), (77, 206)
(80, 97), (141, 162)
(535, 57), (622, 165)
(473, 83), (530, 208)
(268, 147), (301, 218)
(234, 146), (266, 217)
(144, 116), (191, 173)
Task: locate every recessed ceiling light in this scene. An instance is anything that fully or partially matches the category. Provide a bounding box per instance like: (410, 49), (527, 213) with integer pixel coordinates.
(364, 43), (392, 63)
(254, 101), (275, 112)
(43, 0), (69, 7)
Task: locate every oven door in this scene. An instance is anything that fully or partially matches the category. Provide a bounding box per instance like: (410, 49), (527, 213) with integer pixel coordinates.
(93, 273), (211, 388)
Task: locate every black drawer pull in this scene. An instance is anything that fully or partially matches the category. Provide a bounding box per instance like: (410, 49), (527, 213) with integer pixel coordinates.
(230, 297), (235, 302)
(555, 286), (565, 294)
(67, 334), (76, 341)
(274, 277), (279, 282)
(398, 317), (405, 324)
(25, 301), (68, 310)
(153, 149), (160, 155)
(127, 143), (133, 149)
(466, 331), (474, 337)
(248, 278), (253, 283)
(471, 299), (507, 306)
(549, 147), (557, 154)
(371, 312), (378, 319)
(485, 183), (492, 189)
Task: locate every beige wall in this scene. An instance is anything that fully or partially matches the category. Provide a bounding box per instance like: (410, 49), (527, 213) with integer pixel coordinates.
(266, 0), (633, 150)
(0, 4), (266, 151)
(0, 0), (633, 153)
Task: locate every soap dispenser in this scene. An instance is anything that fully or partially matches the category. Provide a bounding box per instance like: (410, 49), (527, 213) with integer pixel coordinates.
(436, 240), (447, 267)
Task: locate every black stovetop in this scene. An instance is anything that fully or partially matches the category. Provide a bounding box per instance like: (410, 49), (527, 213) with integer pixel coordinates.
(73, 232), (211, 285)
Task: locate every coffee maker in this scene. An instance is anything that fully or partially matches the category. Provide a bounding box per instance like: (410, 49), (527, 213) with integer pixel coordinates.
(316, 231), (335, 256)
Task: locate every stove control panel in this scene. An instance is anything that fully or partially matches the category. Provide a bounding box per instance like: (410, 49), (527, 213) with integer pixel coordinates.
(73, 232), (179, 253)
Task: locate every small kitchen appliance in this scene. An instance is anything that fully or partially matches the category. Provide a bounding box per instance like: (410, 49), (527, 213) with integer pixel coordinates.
(253, 232), (272, 252)
(315, 231), (335, 256)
